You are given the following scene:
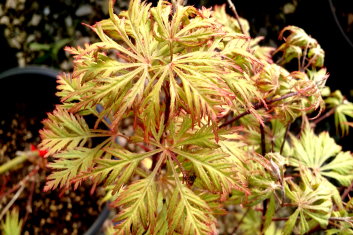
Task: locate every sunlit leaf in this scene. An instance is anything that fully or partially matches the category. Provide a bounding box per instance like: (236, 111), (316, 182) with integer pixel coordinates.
(45, 145), (105, 191)
(288, 125), (353, 186)
(167, 156), (216, 235)
(40, 108), (108, 156)
(284, 170), (333, 233)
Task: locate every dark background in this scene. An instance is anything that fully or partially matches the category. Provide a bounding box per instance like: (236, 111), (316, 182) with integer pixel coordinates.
(191, 0), (353, 96)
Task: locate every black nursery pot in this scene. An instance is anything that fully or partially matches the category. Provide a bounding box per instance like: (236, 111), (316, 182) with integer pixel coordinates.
(0, 66), (59, 121)
(0, 66), (109, 235)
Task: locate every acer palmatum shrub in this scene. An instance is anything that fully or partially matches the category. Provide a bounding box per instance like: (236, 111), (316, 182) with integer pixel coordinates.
(39, 0), (353, 234)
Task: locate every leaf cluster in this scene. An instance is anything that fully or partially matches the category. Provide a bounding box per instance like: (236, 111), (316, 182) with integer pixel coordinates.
(39, 0), (353, 234)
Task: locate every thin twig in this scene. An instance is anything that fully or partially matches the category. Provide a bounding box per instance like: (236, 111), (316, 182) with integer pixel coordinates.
(260, 124), (266, 156)
(0, 183), (25, 220)
(261, 201), (268, 233)
(311, 108), (336, 127)
(0, 175), (9, 195)
(300, 43), (310, 72)
(271, 217), (289, 221)
(303, 55), (318, 71)
(271, 216), (353, 222)
(328, 0), (353, 49)
(284, 173), (300, 178)
(280, 123), (291, 154)
(135, 143), (152, 152)
(169, 151), (189, 184)
(260, 123), (267, 234)
(282, 203), (296, 207)
(232, 208), (250, 234)
(329, 217), (353, 222)
(341, 180), (353, 200)
(226, 0), (245, 35)
(254, 208), (263, 212)
(22, 179), (36, 228)
(220, 91), (298, 128)
(163, 83), (171, 127)
(0, 153), (30, 174)
(0, 166), (39, 199)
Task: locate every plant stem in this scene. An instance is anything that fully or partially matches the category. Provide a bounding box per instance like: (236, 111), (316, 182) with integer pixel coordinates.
(303, 55), (318, 71)
(260, 124), (266, 156)
(311, 108), (336, 127)
(0, 154), (30, 174)
(226, 0), (245, 35)
(300, 43), (310, 71)
(341, 180), (353, 200)
(271, 217), (289, 221)
(280, 123), (291, 154)
(164, 84), (171, 127)
(271, 216), (353, 222)
(219, 92), (298, 128)
(232, 208), (249, 234)
(0, 166), (39, 199)
(259, 123), (267, 234)
(169, 151), (188, 183)
(0, 183), (25, 220)
(282, 203), (296, 207)
(22, 179), (36, 228)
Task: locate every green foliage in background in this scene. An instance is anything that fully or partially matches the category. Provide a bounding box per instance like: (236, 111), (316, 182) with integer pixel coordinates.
(1, 209), (22, 235)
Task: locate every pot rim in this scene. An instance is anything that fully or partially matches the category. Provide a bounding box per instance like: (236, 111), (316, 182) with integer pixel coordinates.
(0, 66), (58, 80)
(0, 65), (110, 235)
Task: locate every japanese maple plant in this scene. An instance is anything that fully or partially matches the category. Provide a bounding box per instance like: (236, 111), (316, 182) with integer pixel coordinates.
(39, 0), (353, 234)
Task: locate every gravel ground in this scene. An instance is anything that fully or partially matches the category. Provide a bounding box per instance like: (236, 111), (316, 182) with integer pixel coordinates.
(0, 0), (128, 72)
